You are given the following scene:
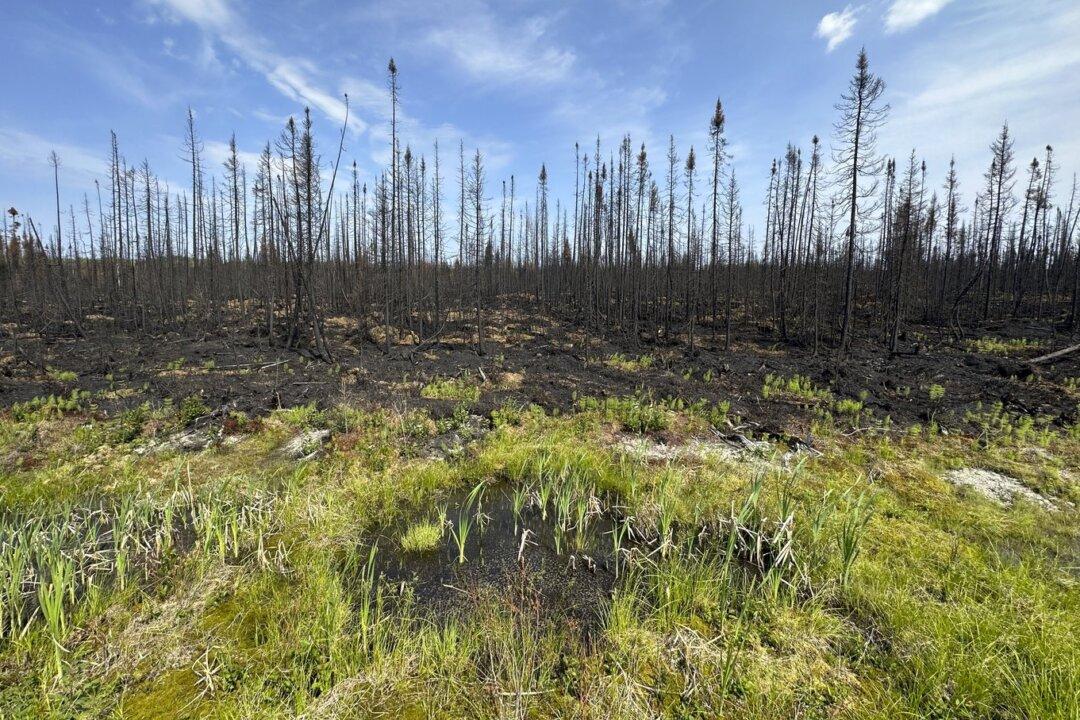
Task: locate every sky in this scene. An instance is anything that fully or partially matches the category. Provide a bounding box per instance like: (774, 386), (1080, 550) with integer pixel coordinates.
(2, 0), (1079, 245)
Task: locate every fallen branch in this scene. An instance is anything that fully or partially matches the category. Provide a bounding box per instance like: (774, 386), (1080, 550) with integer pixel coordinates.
(1029, 342), (1080, 366)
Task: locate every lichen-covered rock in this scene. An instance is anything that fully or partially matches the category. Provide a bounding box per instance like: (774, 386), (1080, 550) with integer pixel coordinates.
(944, 468), (1055, 510)
(135, 428), (218, 454)
(281, 429), (331, 460)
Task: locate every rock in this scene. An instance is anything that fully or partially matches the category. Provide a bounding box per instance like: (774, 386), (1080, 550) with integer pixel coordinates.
(281, 429), (331, 460)
(422, 414), (489, 459)
(616, 434), (743, 463)
(174, 430), (217, 451)
(135, 428), (218, 455)
(943, 468), (1056, 511)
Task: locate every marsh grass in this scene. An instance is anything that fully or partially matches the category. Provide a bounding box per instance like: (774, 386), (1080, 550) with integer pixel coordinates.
(0, 397), (1075, 718)
(399, 519), (444, 553)
(449, 511), (472, 564)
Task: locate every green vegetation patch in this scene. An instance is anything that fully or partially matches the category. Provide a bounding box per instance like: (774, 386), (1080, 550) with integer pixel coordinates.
(420, 375), (482, 402)
(605, 352), (655, 372)
(966, 336), (1043, 356)
(399, 518), (445, 553)
(0, 395), (1075, 719)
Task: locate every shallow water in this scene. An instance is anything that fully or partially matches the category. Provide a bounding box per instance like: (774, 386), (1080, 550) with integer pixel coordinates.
(370, 481), (622, 632)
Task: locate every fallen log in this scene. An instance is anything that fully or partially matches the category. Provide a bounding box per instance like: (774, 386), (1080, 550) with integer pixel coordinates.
(1029, 342), (1080, 366)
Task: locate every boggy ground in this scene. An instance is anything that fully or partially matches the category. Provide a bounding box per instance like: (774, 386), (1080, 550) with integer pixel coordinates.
(0, 308), (1078, 718)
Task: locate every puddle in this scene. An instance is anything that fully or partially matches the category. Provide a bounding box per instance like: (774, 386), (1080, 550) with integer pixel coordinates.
(368, 481), (624, 633)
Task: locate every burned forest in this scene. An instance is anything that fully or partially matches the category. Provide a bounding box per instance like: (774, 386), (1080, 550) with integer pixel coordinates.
(6, 53), (1080, 361)
(2, 38), (1079, 720)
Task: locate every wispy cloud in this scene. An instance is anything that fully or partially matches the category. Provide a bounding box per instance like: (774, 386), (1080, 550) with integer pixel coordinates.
(148, 0), (364, 133)
(147, 0), (517, 174)
(550, 83), (667, 151)
(883, 0), (1080, 193)
(817, 6), (858, 53)
(885, 0), (953, 33)
(426, 13), (576, 86)
(0, 128), (104, 184)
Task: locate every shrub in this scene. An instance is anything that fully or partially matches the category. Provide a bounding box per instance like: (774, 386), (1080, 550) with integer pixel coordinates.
(178, 394), (210, 426)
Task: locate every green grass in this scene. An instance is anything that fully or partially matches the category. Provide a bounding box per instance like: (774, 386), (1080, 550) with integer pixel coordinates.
(0, 393), (1076, 718)
(398, 519), (445, 553)
(420, 375), (482, 402)
(605, 352), (655, 372)
(966, 336), (1043, 356)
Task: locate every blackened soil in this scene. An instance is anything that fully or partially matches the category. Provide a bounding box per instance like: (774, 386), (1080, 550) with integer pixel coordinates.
(1, 304), (1077, 439)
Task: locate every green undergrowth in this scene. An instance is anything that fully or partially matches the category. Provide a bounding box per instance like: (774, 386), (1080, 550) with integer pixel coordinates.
(420, 374), (482, 402)
(966, 336), (1043, 356)
(0, 393), (1076, 718)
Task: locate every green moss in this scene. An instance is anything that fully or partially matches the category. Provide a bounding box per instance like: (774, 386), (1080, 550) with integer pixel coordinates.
(119, 668), (206, 720)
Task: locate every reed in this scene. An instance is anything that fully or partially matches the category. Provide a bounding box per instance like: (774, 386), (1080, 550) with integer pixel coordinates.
(450, 511), (472, 564)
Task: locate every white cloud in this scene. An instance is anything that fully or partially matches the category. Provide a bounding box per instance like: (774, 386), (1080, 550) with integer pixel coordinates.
(816, 6), (858, 53)
(426, 13), (575, 86)
(148, 0), (363, 133)
(0, 128), (104, 185)
(203, 139), (263, 171)
(152, 0), (232, 27)
(882, 0), (1080, 207)
(265, 59), (364, 132)
(885, 0), (953, 33)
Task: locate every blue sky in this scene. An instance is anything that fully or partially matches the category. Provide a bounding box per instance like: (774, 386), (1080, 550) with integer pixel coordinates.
(3, 0), (1078, 242)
